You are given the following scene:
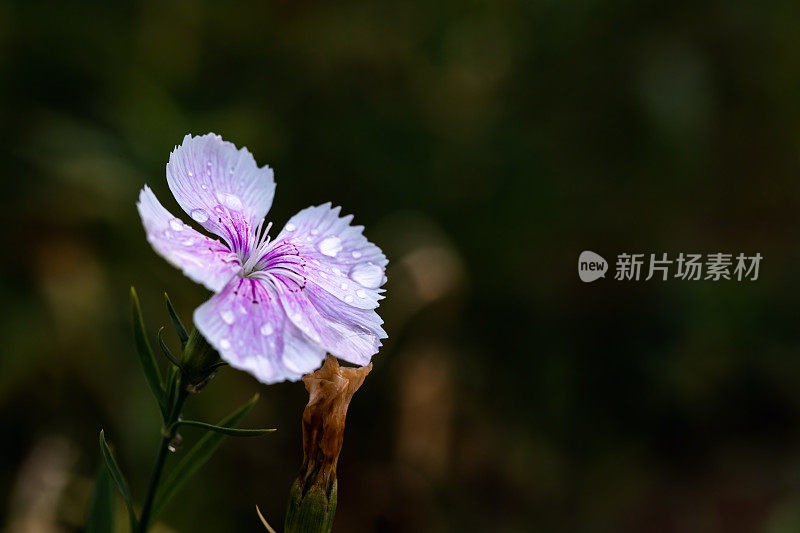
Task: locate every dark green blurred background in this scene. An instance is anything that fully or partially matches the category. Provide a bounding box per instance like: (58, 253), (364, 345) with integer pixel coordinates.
(2, 1), (800, 532)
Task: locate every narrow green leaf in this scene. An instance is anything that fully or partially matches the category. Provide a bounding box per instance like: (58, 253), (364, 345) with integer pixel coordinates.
(164, 292), (189, 347)
(85, 463), (115, 533)
(99, 430), (138, 532)
(131, 287), (165, 413)
(150, 394), (261, 521)
(172, 419), (276, 437)
(158, 326), (184, 372)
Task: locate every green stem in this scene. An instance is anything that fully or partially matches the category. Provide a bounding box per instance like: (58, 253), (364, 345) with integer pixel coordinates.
(139, 387), (189, 532)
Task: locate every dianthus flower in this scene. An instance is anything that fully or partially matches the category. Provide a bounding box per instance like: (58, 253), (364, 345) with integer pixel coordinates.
(137, 134), (387, 383)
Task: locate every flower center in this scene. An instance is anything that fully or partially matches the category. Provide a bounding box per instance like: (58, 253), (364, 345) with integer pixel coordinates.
(240, 219), (273, 276)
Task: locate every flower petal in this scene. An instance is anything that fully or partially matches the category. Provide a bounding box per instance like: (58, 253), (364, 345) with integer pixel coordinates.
(274, 279), (386, 366)
(166, 133), (275, 255)
(193, 276), (326, 384)
(258, 203), (388, 366)
(137, 186), (241, 292)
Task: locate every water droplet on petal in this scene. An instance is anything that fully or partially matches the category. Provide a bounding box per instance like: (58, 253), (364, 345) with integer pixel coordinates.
(345, 294), (354, 303)
(182, 238), (195, 246)
(356, 289), (366, 298)
(188, 171), (194, 177)
(220, 310), (235, 325)
(340, 283), (347, 290)
(352, 251), (362, 259)
(350, 262), (383, 289)
(220, 338), (231, 349)
(190, 209), (208, 222)
(201, 184), (208, 190)
(306, 236), (313, 242)
(219, 193), (243, 211)
(318, 236), (342, 257)
(207, 160), (213, 167)
(260, 323), (274, 336)
(285, 223), (296, 231)
(169, 218), (184, 231)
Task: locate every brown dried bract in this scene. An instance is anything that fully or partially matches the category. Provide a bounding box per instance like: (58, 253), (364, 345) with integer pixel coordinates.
(298, 355), (372, 496)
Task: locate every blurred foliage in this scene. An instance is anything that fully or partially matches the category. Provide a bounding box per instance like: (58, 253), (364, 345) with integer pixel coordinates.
(1, 0), (800, 532)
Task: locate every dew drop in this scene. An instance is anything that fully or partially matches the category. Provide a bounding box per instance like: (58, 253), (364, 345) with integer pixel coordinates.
(285, 223), (296, 231)
(190, 209), (208, 223)
(350, 262), (383, 289)
(220, 338), (231, 349)
(260, 323), (274, 336)
(306, 236), (313, 242)
(356, 289), (366, 298)
(188, 171), (194, 177)
(168, 434), (183, 453)
(345, 294), (354, 303)
(219, 193), (243, 211)
(169, 218), (184, 231)
(318, 236), (342, 257)
(207, 160), (213, 167)
(181, 238), (195, 246)
(201, 184), (208, 190)
(340, 283), (348, 290)
(220, 310), (235, 325)
(352, 251), (362, 259)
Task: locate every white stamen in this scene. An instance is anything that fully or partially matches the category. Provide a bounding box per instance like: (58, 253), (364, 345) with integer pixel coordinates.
(241, 219), (274, 274)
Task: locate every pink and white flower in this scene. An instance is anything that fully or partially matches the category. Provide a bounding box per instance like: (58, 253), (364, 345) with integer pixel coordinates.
(137, 134), (387, 384)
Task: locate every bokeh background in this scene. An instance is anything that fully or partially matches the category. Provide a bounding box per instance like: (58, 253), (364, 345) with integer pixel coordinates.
(2, 1), (800, 532)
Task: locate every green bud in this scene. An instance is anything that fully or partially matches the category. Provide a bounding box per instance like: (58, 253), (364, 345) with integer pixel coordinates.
(284, 478), (337, 533)
(180, 328), (220, 392)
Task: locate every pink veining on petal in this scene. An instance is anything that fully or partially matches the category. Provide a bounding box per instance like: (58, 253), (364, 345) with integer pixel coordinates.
(166, 133), (275, 257)
(194, 276), (326, 384)
(253, 204), (388, 367)
(137, 186), (241, 292)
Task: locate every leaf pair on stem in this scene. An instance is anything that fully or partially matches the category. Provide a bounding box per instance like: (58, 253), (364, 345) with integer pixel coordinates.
(89, 288), (274, 532)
